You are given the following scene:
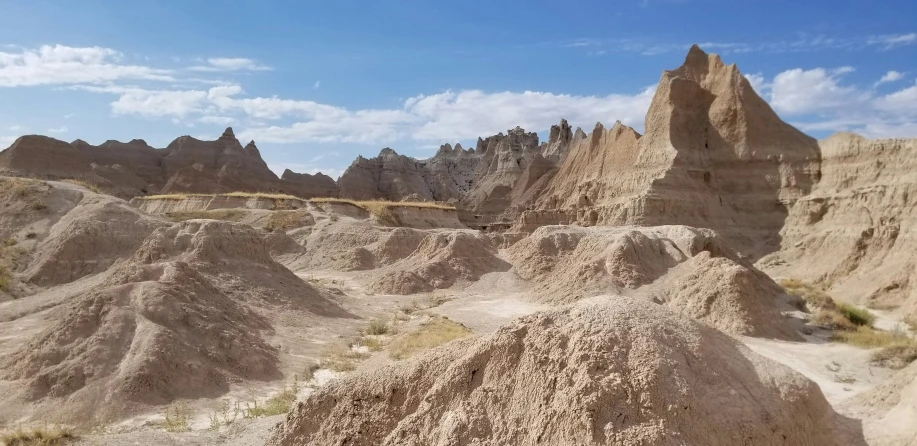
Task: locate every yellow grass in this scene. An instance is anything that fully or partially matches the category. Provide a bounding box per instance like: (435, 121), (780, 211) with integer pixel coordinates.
(319, 345), (370, 372)
(310, 197), (455, 210)
(388, 316), (472, 360)
(60, 178), (103, 194)
(1, 425), (76, 445)
(264, 210), (312, 232)
(136, 192), (306, 201)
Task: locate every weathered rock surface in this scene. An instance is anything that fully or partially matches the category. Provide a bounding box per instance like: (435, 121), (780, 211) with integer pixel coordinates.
(508, 225), (800, 339)
(759, 133), (917, 317)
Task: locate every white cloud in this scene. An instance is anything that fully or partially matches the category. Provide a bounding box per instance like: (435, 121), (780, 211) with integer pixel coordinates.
(0, 44), (173, 87)
(874, 80), (917, 112)
(868, 33), (917, 50)
(875, 70), (905, 86)
(770, 66), (870, 115)
(63, 113), (75, 119)
(198, 115), (236, 126)
(189, 57), (271, 72)
(48, 126), (67, 133)
(9, 125), (21, 131)
(313, 80), (321, 89)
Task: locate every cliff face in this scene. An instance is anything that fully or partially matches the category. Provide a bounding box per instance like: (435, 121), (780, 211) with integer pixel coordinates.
(759, 133), (917, 314)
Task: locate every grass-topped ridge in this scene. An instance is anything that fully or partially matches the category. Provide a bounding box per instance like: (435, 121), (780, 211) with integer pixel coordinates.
(133, 193), (455, 210)
(136, 192), (305, 201)
(310, 197), (455, 210)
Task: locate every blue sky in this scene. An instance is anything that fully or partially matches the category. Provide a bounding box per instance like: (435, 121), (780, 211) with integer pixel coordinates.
(1, 0), (915, 178)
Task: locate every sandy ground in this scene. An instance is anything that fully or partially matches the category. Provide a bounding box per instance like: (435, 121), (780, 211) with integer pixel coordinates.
(3, 228), (909, 445)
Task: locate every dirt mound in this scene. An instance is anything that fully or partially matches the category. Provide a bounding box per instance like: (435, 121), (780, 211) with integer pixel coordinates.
(24, 192), (166, 286)
(269, 297), (858, 446)
(368, 231), (510, 294)
(508, 225), (798, 339)
(841, 361), (917, 445)
(0, 220), (344, 425)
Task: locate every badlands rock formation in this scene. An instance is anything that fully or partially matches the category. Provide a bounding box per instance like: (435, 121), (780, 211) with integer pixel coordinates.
(0, 128), (339, 199)
(508, 225), (799, 339)
(760, 133), (917, 317)
(269, 298), (856, 446)
(842, 361), (917, 445)
(0, 218), (344, 424)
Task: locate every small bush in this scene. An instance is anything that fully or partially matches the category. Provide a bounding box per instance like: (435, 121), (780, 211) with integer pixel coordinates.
(0, 425), (76, 445)
(4, 238), (16, 247)
(366, 319), (391, 335)
(25, 232), (37, 239)
(163, 402), (193, 433)
(812, 310), (857, 331)
(835, 302), (876, 327)
(779, 278), (834, 310)
(0, 269), (9, 291)
(264, 210), (311, 232)
(389, 316), (473, 360)
(358, 336), (386, 352)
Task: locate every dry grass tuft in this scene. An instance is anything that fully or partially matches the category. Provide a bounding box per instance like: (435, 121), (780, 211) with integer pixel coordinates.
(138, 192), (305, 201)
(162, 402), (193, 433)
(264, 210), (312, 232)
(871, 343), (917, 370)
(319, 345), (370, 372)
(365, 319), (392, 335)
(388, 316), (472, 360)
(0, 425), (76, 445)
(243, 376), (300, 418)
(779, 278), (834, 310)
(165, 209), (248, 223)
(60, 178), (103, 194)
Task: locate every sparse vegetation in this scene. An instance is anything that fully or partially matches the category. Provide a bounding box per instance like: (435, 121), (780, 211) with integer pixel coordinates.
(4, 238), (17, 247)
(779, 278), (834, 310)
(871, 342), (917, 370)
(25, 232), (37, 239)
(310, 198), (455, 225)
(0, 266), (10, 291)
(320, 345), (370, 372)
(401, 292), (455, 314)
(137, 192), (304, 201)
(357, 336), (386, 352)
(366, 319), (392, 335)
(835, 302), (876, 327)
(243, 376), (300, 417)
(0, 425), (76, 445)
(165, 209), (247, 222)
(162, 402), (193, 433)
(264, 210), (311, 232)
(61, 178), (103, 194)
(388, 316), (473, 360)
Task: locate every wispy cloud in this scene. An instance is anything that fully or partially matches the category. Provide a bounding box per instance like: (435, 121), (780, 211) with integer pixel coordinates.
(188, 57), (272, 72)
(9, 125), (21, 131)
(875, 70), (905, 86)
(313, 80), (321, 89)
(0, 44), (174, 87)
(48, 126), (68, 133)
(868, 33), (917, 50)
(564, 33), (917, 56)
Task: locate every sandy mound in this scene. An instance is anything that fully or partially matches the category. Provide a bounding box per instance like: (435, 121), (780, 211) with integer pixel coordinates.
(0, 220), (344, 425)
(508, 225), (798, 339)
(367, 230), (510, 294)
(841, 361), (917, 445)
(269, 297), (859, 446)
